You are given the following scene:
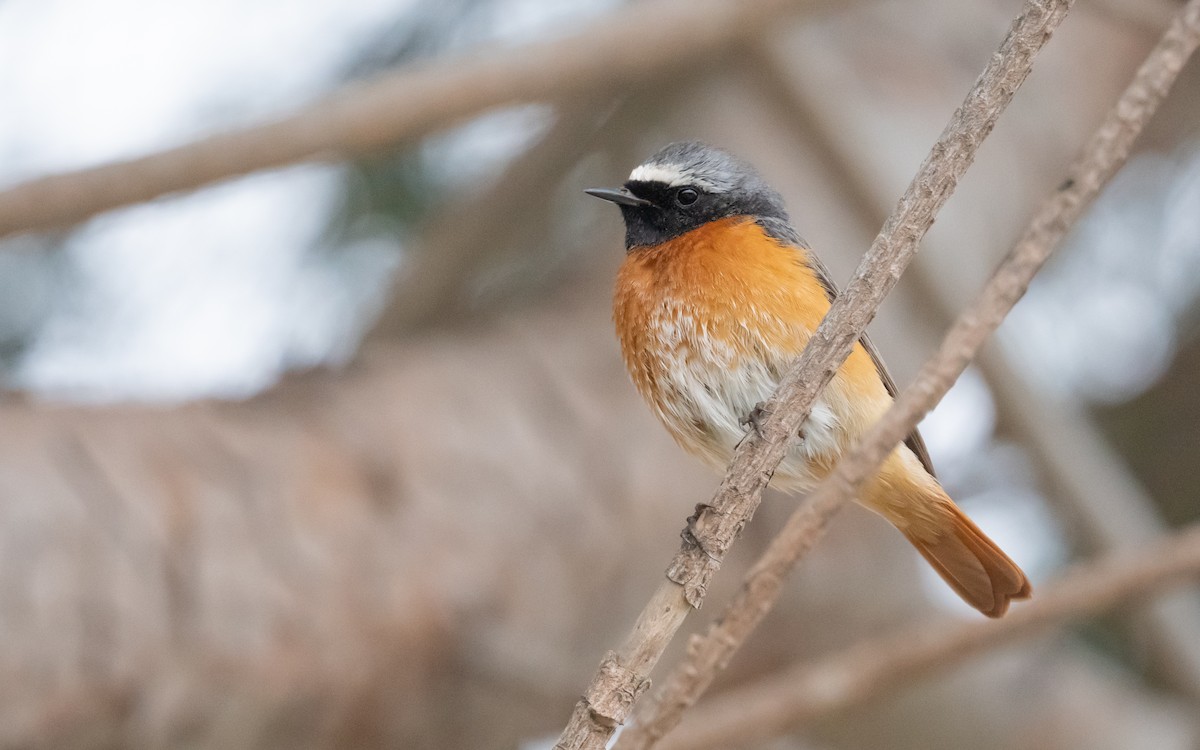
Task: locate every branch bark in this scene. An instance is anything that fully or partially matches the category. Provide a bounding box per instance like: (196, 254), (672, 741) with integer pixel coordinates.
(661, 525), (1200, 750)
(617, 2), (1200, 745)
(0, 0), (818, 240)
(553, 2), (1074, 748)
(748, 0), (1200, 703)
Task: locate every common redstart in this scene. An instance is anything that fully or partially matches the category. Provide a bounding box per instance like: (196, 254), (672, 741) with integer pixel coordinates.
(587, 141), (1030, 617)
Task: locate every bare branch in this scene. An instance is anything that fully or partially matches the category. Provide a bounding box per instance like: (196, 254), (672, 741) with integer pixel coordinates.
(553, 2), (1074, 748)
(662, 525), (1200, 750)
(618, 2), (1200, 746)
(0, 0), (820, 240)
(750, 0), (1200, 701)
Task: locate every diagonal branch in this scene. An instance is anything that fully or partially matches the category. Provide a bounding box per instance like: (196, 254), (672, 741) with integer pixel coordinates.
(662, 524), (1200, 750)
(0, 0), (821, 240)
(617, 2), (1200, 746)
(747, 13), (1200, 701)
(552, 2), (1074, 748)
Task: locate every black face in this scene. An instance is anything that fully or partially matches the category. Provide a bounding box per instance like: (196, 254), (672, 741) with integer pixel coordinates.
(615, 179), (788, 251)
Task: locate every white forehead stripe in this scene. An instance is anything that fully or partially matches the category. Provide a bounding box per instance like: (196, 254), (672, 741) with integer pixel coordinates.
(628, 163), (720, 191)
(628, 164), (688, 186)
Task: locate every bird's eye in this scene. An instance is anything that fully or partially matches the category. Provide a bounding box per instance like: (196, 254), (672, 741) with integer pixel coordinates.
(676, 187), (700, 207)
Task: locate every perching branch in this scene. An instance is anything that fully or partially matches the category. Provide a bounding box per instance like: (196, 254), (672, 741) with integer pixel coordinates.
(0, 0), (818, 240)
(552, 2), (1074, 748)
(661, 525), (1200, 750)
(618, 1), (1200, 745)
(747, 14), (1200, 701)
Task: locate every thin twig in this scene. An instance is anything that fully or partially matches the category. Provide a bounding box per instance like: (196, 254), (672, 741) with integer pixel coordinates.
(553, 2), (1073, 748)
(0, 0), (819, 240)
(618, 2), (1200, 746)
(750, 1), (1200, 701)
(661, 525), (1200, 750)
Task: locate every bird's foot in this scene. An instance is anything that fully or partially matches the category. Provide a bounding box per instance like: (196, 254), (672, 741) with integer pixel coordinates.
(681, 502), (720, 561)
(739, 402), (771, 439)
(739, 402), (806, 446)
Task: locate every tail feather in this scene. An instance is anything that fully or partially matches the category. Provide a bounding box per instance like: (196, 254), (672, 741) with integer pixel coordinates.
(902, 502), (1032, 618)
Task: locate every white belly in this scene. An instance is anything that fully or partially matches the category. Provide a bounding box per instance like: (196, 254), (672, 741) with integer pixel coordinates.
(650, 348), (846, 493)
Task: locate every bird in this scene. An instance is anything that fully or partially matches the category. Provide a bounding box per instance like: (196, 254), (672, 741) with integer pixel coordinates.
(586, 141), (1031, 618)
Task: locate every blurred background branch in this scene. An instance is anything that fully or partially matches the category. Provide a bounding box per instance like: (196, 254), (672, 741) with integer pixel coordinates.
(0, 0), (828, 240)
(664, 524), (1200, 750)
(1, 0), (1199, 748)
(747, 7), (1200, 701)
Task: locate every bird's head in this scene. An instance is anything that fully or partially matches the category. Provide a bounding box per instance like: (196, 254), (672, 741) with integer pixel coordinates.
(586, 141), (792, 251)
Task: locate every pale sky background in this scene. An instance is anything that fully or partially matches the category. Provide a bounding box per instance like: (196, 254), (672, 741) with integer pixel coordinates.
(0, 0), (611, 400)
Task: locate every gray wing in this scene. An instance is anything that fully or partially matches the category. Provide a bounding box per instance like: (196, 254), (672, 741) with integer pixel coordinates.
(788, 239), (938, 479)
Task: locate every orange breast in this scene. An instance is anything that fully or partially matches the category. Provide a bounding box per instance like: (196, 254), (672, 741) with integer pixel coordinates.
(612, 216), (888, 472)
(615, 217), (878, 387)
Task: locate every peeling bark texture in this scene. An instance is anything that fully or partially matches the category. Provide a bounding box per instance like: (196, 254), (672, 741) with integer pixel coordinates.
(618, 2), (1200, 746)
(663, 525), (1200, 750)
(0, 0), (822, 240)
(553, 1), (1075, 748)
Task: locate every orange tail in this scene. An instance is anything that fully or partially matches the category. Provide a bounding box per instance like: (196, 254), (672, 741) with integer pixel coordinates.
(901, 499), (1032, 618)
